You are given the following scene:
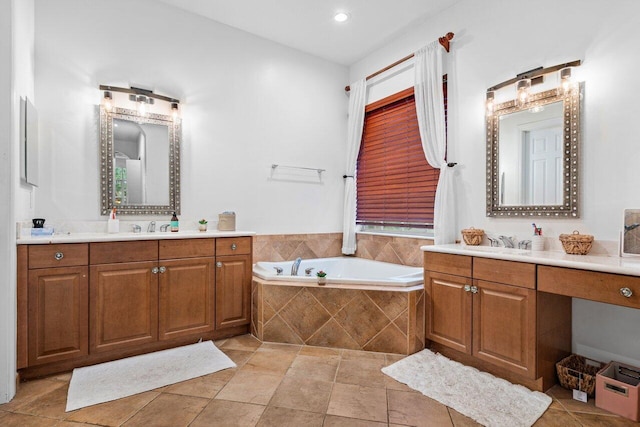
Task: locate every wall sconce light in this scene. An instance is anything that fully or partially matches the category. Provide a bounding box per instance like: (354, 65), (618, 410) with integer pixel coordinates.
(516, 79), (531, 107)
(559, 67), (572, 94)
(486, 91), (495, 114)
(171, 102), (179, 120)
(102, 91), (113, 112)
(130, 94), (154, 116)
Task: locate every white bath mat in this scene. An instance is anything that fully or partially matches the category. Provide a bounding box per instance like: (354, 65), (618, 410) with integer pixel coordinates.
(382, 349), (551, 427)
(66, 341), (235, 411)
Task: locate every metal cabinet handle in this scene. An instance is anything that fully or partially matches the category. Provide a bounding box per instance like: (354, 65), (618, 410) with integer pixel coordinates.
(231, 243), (237, 251)
(464, 285), (471, 292)
(54, 252), (64, 260)
(216, 262), (223, 268)
(152, 267), (159, 274)
(620, 287), (633, 298)
(159, 266), (166, 273)
(470, 285), (479, 294)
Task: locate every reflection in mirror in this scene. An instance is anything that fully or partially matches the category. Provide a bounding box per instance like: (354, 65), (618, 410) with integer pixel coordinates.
(486, 84), (581, 217)
(100, 107), (180, 215)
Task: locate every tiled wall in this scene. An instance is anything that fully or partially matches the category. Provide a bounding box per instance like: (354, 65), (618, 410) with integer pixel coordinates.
(252, 279), (425, 355)
(253, 232), (432, 267)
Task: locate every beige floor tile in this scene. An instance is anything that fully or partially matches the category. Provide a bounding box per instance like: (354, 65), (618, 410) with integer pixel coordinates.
(533, 407), (581, 426)
(0, 379), (66, 412)
(14, 383), (70, 419)
(215, 371), (283, 405)
(121, 394), (208, 427)
(335, 358), (386, 388)
(572, 412), (639, 426)
(256, 406), (324, 427)
(385, 353), (405, 366)
(190, 400), (265, 427)
(270, 377), (333, 413)
(55, 421), (100, 427)
(0, 410), (64, 427)
(219, 334), (262, 352)
(341, 349), (386, 361)
(327, 383), (387, 423)
(448, 408), (482, 427)
(242, 348), (297, 375)
(160, 369), (235, 398)
(260, 342), (302, 353)
(298, 346), (341, 358)
(221, 349), (254, 367)
(383, 374), (414, 392)
(287, 354), (339, 382)
(387, 389), (452, 427)
(66, 391), (159, 426)
(323, 415), (388, 426)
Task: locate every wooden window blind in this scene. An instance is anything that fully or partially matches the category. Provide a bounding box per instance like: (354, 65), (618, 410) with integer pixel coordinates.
(356, 83), (446, 228)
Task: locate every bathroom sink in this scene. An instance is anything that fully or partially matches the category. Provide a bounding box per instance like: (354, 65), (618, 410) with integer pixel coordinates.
(462, 245), (530, 255)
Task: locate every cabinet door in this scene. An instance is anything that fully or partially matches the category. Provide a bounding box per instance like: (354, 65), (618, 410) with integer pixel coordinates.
(472, 279), (536, 378)
(28, 267), (89, 366)
(159, 257), (215, 340)
(90, 261), (158, 354)
(215, 254), (251, 329)
(425, 271), (472, 354)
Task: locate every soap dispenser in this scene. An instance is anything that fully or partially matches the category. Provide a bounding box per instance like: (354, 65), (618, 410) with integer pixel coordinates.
(170, 212), (179, 232)
(108, 208), (119, 233)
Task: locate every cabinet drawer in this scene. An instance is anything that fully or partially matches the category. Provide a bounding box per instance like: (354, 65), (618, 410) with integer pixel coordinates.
(90, 241), (158, 264)
(216, 237), (252, 256)
(473, 258), (535, 289)
(424, 252), (471, 277)
(538, 266), (640, 309)
(159, 238), (215, 260)
(28, 244), (88, 269)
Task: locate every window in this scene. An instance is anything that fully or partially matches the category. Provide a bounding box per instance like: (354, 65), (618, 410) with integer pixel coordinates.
(356, 81), (447, 232)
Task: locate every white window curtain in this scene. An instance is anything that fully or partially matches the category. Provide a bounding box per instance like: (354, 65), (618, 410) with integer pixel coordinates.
(414, 41), (456, 245)
(341, 79), (367, 255)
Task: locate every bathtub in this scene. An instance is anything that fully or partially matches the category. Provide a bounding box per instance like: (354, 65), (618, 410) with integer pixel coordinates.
(252, 256), (423, 287)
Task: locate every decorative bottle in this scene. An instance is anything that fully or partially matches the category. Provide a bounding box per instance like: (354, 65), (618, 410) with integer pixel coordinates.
(170, 212), (179, 232)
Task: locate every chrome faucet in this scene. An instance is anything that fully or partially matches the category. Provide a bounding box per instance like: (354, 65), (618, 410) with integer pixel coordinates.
(132, 224), (142, 233)
(499, 235), (515, 248)
(291, 257), (302, 276)
(148, 221), (156, 233)
(160, 223), (170, 232)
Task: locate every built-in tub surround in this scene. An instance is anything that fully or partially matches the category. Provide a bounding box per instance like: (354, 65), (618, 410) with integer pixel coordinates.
(251, 258), (425, 354)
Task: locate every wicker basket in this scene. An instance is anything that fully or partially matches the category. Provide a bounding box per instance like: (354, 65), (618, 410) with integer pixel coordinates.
(461, 227), (484, 246)
(556, 354), (604, 396)
(559, 230), (594, 255)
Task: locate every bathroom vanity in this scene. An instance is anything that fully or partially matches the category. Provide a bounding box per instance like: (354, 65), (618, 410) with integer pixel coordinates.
(422, 245), (640, 392)
(17, 231), (253, 379)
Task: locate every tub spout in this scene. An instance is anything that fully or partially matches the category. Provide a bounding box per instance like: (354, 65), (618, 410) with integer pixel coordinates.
(291, 257), (302, 276)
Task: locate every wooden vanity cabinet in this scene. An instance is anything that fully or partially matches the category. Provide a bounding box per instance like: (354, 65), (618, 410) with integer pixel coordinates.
(26, 244), (89, 366)
(89, 241), (158, 354)
(158, 239), (216, 341)
(424, 252), (570, 390)
(215, 237), (252, 329)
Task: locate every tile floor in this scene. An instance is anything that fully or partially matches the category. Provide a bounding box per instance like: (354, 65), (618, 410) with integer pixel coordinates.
(0, 335), (637, 426)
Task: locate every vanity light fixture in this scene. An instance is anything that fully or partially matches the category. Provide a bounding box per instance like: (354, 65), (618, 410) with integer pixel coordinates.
(171, 102), (179, 120)
(485, 91), (495, 114)
(515, 78), (531, 107)
(102, 91), (113, 112)
(334, 12), (350, 22)
(559, 67), (572, 94)
(131, 94), (153, 116)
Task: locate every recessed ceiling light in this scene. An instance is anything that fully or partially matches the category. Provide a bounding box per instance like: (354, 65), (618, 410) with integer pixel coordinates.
(334, 12), (350, 23)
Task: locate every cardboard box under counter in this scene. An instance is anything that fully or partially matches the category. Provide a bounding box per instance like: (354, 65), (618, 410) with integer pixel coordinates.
(596, 361), (640, 421)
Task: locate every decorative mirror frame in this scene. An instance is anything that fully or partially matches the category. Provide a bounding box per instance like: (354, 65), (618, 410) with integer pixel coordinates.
(100, 106), (181, 215)
(486, 83), (581, 217)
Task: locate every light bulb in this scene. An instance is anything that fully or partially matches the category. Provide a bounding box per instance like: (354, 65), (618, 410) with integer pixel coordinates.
(136, 95), (148, 116)
(103, 91), (113, 112)
(171, 102), (179, 120)
(559, 67), (572, 95)
(334, 12), (350, 22)
(516, 79), (531, 107)
(486, 91), (495, 115)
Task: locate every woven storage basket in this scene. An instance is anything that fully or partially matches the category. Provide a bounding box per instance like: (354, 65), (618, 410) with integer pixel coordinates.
(559, 230), (594, 255)
(461, 227), (484, 246)
(556, 354), (604, 396)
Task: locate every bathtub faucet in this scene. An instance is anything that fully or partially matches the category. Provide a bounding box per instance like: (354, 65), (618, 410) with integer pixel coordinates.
(291, 257), (302, 276)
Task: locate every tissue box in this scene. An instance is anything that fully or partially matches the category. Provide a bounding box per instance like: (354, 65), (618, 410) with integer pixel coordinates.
(596, 362), (640, 421)
(31, 227), (55, 236)
(218, 212), (236, 231)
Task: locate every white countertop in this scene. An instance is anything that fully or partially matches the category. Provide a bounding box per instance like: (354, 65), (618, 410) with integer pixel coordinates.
(421, 244), (640, 277)
(17, 230), (256, 245)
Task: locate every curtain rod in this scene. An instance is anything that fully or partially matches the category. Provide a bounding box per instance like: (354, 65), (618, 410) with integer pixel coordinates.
(344, 32), (454, 92)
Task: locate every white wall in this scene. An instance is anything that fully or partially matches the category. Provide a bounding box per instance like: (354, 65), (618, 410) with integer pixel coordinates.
(34, 0), (348, 233)
(350, 0), (640, 366)
(0, 0), (35, 404)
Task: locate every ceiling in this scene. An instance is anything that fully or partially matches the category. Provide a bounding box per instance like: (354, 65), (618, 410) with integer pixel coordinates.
(154, 0), (461, 65)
